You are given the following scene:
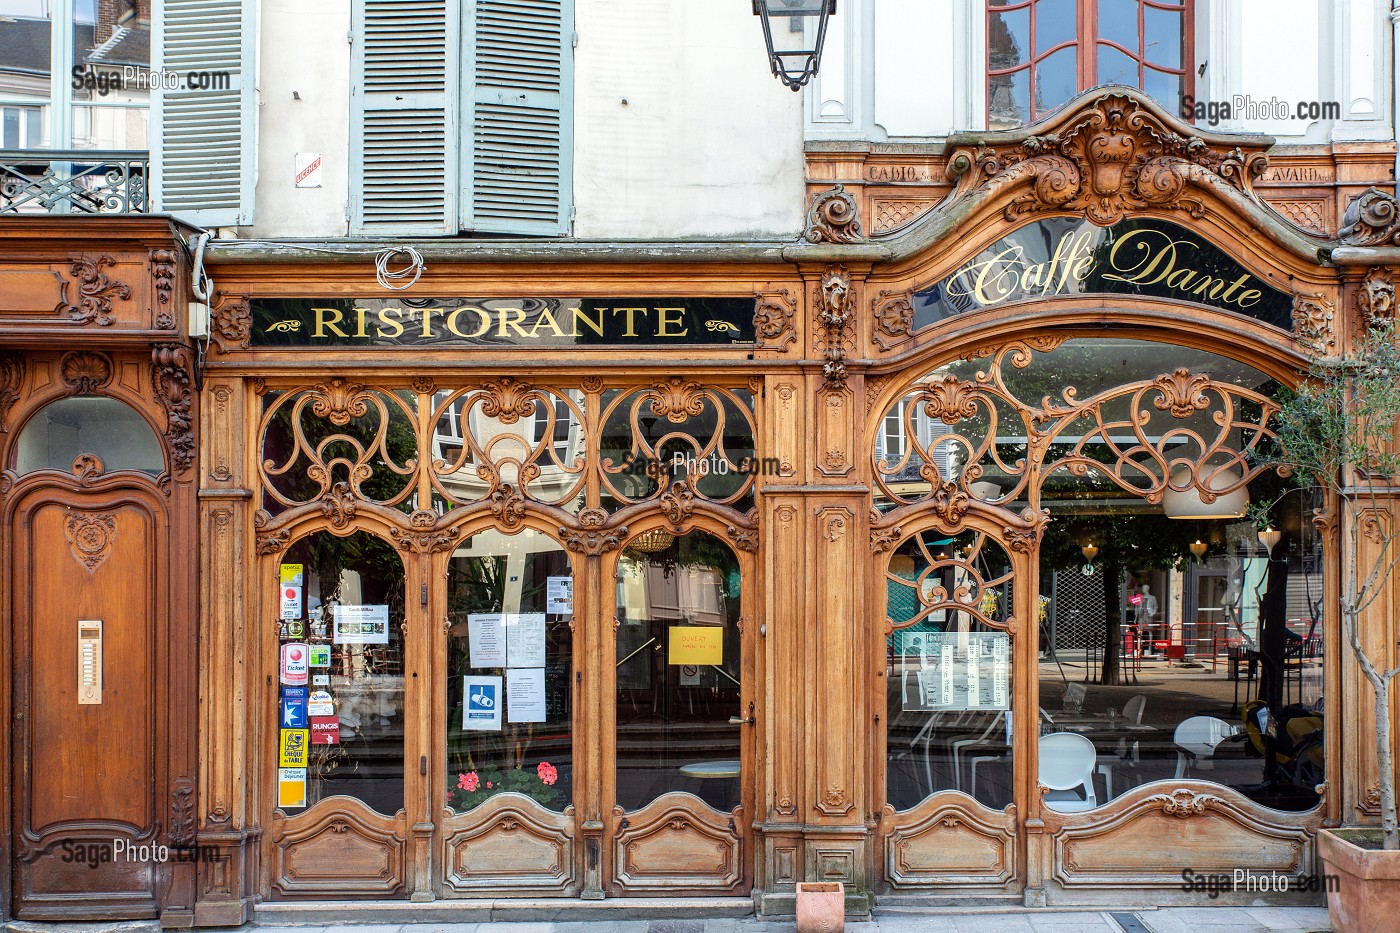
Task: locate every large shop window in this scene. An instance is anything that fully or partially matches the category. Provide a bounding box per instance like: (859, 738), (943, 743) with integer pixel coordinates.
(615, 530), (744, 813)
(275, 530), (407, 816)
(886, 529), (1015, 811)
(988, 0), (1191, 129)
(876, 336), (1324, 814)
(445, 527), (574, 813)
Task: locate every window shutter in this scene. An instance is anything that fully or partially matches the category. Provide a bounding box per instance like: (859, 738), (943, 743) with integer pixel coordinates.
(351, 0), (461, 235)
(152, 0), (256, 227)
(464, 0), (573, 235)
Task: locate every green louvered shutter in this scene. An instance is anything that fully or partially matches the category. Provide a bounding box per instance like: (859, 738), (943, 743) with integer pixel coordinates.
(464, 0), (573, 235)
(152, 0), (256, 226)
(351, 0), (461, 235)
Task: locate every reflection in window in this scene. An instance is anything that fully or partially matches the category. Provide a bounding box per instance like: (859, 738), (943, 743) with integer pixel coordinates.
(13, 396), (163, 475)
(886, 530), (1015, 811)
(276, 531), (407, 817)
(615, 530), (743, 812)
(445, 528), (573, 813)
(987, 0), (1190, 129)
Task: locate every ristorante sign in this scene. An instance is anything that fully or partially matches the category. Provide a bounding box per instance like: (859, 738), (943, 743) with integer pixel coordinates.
(913, 217), (1293, 330)
(250, 297), (757, 347)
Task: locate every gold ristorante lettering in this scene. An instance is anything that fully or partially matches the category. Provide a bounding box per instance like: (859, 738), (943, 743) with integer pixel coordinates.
(310, 306), (693, 339)
(947, 230), (1098, 304)
(1102, 229), (1262, 308)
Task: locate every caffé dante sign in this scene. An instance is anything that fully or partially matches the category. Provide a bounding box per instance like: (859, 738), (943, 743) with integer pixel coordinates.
(913, 217), (1293, 331)
(250, 297), (757, 348)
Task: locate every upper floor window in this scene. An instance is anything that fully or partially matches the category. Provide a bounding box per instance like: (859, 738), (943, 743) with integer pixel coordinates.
(987, 0), (1190, 129)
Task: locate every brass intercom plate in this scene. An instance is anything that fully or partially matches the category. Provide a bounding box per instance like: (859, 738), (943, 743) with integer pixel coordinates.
(78, 620), (102, 705)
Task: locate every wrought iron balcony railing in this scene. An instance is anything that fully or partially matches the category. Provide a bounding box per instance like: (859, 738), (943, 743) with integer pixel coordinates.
(0, 150), (149, 215)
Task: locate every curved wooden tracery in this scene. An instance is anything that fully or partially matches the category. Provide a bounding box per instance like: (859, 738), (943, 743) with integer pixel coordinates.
(883, 528), (1016, 636)
(873, 339), (1283, 515)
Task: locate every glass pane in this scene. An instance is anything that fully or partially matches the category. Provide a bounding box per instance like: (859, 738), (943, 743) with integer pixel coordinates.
(445, 528), (574, 813)
(989, 7), (1030, 71)
(1033, 46), (1077, 116)
(988, 68), (1031, 130)
(1143, 6), (1183, 69)
(13, 396), (163, 475)
(1143, 67), (1182, 111)
(1097, 0), (1140, 55)
(71, 0), (150, 149)
(886, 529), (1015, 811)
(277, 531), (407, 817)
(1034, 0), (1076, 56)
(616, 530), (743, 813)
(0, 1), (52, 111)
(1097, 42), (1139, 86)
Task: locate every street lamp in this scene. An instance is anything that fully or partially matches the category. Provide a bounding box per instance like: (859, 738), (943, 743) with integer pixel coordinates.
(753, 0), (837, 91)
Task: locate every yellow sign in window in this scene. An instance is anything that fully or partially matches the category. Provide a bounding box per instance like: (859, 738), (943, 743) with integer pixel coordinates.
(668, 625), (723, 666)
(278, 768), (306, 808)
(279, 728), (309, 768)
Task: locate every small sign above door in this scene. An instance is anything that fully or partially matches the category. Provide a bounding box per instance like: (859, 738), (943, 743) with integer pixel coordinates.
(250, 297), (757, 348)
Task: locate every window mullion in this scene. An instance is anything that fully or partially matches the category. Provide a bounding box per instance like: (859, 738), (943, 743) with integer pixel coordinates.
(1079, 0), (1096, 94)
(51, 0), (75, 149)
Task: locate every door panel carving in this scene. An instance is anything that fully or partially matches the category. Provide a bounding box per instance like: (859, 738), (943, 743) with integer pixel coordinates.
(611, 792), (742, 893)
(881, 793), (1019, 888)
(270, 798), (407, 897)
(442, 794), (577, 895)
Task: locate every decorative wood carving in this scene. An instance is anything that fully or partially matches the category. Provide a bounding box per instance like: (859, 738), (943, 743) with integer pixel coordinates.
(1339, 186), (1400, 245)
(210, 294), (252, 353)
(271, 798), (407, 896)
(725, 523), (759, 552)
(1048, 781), (1317, 888)
(946, 92), (1267, 226)
(442, 794), (577, 895)
(1359, 267), (1395, 326)
(169, 777), (196, 847)
(60, 350), (113, 395)
(871, 197), (936, 235)
(560, 514), (628, 556)
(753, 289), (797, 351)
(71, 453), (106, 486)
(152, 343), (196, 475)
(648, 376), (706, 422)
(611, 793), (742, 893)
(150, 248), (178, 328)
(312, 377), (371, 426)
(0, 349), (22, 432)
(802, 183), (863, 244)
(872, 290), (915, 351)
(488, 485), (527, 529)
(411, 375), (436, 395)
(1292, 294), (1335, 354)
(870, 523), (903, 553)
(817, 265), (853, 391)
(65, 511), (117, 573)
(320, 481), (358, 529)
(1266, 197), (1329, 236)
(55, 256), (131, 325)
(254, 509), (291, 555)
(659, 481), (696, 528)
(481, 376), (537, 423)
(881, 794), (1018, 888)
(389, 512), (462, 553)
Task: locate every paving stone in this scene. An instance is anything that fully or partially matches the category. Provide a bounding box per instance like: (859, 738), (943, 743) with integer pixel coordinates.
(1025, 913), (1121, 932)
(646, 922), (706, 933)
(1242, 907), (1331, 931)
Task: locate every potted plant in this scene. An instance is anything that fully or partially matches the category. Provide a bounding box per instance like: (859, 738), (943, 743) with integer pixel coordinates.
(1266, 316), (1400, 932)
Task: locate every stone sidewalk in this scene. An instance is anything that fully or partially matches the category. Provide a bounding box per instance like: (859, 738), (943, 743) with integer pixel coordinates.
(2, 906), (1335, 933)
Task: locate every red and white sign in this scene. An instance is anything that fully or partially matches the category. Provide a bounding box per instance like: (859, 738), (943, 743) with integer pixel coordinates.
(280, 643), (309, 685)
(294, 152), (323, 188)
(310, 715), (340, 745)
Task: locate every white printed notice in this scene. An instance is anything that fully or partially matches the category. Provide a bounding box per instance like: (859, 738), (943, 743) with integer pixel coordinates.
(468, 613), (506, 668)
(546, 576), (573, 614)
(463, 675), (503, 731)
(507, 667), (547, 723)
(905, 631), (1011, 711)
(505, 612), (546, 668)
(332, 604), (390, 644)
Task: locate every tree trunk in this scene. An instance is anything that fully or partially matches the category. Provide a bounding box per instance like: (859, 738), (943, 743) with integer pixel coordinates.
(1099, 563), (1125, 686)
(1375, 673), (1399, 849)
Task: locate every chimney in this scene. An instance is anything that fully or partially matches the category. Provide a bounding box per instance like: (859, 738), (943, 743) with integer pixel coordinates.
(96, 0), (118, 44)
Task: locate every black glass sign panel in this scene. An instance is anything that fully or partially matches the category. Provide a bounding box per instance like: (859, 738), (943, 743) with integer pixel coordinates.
(912, 216), (1293, 331)
(251, 297), (757, 348)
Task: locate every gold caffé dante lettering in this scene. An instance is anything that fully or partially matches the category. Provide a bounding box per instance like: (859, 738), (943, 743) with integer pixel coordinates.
(250, 297), (757, 347)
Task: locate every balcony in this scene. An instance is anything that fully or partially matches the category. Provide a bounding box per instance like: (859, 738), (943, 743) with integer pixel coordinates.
(0, 150), (149, 215)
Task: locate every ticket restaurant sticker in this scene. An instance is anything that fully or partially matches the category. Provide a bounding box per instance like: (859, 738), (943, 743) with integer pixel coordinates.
(280, 563), (304, 619)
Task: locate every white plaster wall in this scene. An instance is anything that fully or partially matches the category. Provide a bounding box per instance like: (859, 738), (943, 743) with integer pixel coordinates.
(251, 0), (352, 238)
(572, 0), (806, 239)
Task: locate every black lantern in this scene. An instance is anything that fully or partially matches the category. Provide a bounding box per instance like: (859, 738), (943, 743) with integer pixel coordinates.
(753, 0), (837, 91)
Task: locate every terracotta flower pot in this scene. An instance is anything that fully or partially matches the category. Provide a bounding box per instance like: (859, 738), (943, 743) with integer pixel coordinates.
(795, 881), (844, 933)
(1319, 827), (1400, 933)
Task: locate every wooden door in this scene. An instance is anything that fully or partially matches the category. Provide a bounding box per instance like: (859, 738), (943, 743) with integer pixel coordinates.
(604, 527), (755, 896)
(10, 488), (166, 920)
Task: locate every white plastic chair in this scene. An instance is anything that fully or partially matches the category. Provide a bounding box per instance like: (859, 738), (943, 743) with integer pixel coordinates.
(1039, 731), (1099, 812)
(1173, 715), (1239, 778)
(1123, 694), (1146, 725)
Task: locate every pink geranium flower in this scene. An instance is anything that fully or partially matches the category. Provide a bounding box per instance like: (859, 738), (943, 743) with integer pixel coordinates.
(537, 761), (558, 786)
(458, 772), (479, 793)
(486, 781), (493, 789)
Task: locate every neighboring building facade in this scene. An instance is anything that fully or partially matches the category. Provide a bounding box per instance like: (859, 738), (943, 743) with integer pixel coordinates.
(4, 0), (1400, 926)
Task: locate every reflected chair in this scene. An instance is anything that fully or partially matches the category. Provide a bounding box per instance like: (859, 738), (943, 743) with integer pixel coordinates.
(1040, 731), (1099, 812)
(1062, 682), (1087, 712)
(951, 711), (1005, 792)
(1095, 738), (1141, 799)
(1173, 715), (1240, 778)
(1123, 694), (1146, 725)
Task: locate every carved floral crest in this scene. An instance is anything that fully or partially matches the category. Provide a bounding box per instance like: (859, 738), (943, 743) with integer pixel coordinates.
(65, 512), (118, 573)
(921, 375), (981, 425)
(312, 378), (371, 426)
(802, 183), (863, 244)
(55, 256), (131, 326)
(1339, 186), (1400, 246)
(1360, 266), (1395, 326)
(1292, 294), (1335, 354)
(947, 92), (1267, 226)
(60, 350), (113, 395)
(480, 377), (537, 423)
(1151, 369), (1212, 418)
(753, 290), (797, 351)
(648, 376), (706, 423)
(873, 291), (915, 351)
(1150, 787), (1224, 818)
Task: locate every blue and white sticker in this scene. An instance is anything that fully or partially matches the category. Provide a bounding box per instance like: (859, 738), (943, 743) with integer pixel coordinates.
(463, 675), (503, 731)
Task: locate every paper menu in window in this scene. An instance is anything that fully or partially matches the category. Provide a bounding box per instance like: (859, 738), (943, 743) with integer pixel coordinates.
(505, 613), (547, 668)
(546, 576), (573, 614)
(468, 613), (506, 668)
(507, 667), (547, 723)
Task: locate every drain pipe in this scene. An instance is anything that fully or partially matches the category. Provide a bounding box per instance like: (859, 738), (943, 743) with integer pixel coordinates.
(1394, 1), (1400, 196)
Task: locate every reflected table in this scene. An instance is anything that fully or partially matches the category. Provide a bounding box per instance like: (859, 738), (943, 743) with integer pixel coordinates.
(681, 759), (741, 809)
